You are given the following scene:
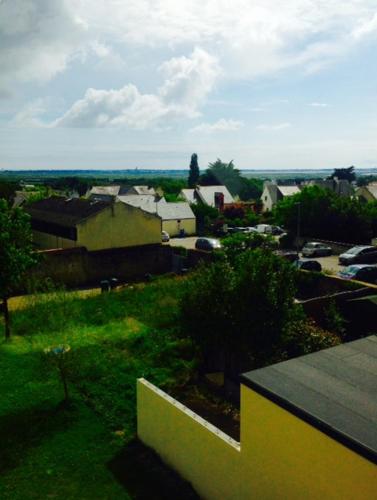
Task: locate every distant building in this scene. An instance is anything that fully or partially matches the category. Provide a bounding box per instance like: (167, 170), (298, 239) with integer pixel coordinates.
(26, 196), (161, 251)
(123, 185), (157, 196)
(118, 195), (196, 236)
(88, 185), (123, 202)
(261, 182), (300, 212)
(356, 183), (377, 203)
(179, 185), (234, 208)
(304, 178), (354, 197)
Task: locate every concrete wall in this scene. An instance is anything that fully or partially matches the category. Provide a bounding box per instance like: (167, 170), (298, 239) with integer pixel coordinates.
(137, 379), (241, 500)
(78, 202), (162, 251)
(162, 218), (196, 237)
(240, 385), (377, 500)
(137, 379), (377, 500)
(32, 230), (78, 250)
(30, 244), (172, 289)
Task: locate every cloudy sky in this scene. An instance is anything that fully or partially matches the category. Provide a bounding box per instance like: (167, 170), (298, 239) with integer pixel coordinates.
(1, 0), (377, 170)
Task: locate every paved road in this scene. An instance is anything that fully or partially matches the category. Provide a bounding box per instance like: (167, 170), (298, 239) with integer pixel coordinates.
(166, 236), (198, 249)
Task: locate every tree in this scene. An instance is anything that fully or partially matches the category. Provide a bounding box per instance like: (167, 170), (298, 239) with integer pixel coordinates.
(188, 153), (200, 188)
(180, 248), (298, 376)
(274, 185), (374, 243)
(0, 201), (36, 339)
(330, 166), (356, 183)
(200, 159), (242, 196)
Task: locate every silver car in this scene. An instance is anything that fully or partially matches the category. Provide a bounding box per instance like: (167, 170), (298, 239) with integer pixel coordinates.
(302, 242), (332, 258)
(339, 246), (377, 266)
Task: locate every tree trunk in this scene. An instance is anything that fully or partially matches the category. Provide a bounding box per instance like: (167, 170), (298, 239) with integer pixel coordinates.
(3, 297), (10, 340)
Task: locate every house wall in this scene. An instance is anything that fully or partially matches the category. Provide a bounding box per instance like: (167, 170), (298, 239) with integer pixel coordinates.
(240, 385), (377, 500)
(356, 186), (375, 203)
(32, 230), (77, 250)
(261, 184), (275, 212)
(162, 218), (196, 236)
(77, 202), (161, 251)
(137, 379), (241, 500)
(137, 379), (377, 500)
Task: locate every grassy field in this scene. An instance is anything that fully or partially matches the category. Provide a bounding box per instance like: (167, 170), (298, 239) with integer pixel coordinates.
(0, 277), (197, 499)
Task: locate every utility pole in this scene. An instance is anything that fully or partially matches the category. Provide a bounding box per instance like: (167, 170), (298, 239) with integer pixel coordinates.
(296, 202), (301, 255)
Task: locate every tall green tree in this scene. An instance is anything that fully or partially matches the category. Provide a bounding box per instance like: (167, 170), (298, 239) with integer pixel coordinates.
(0, 201), (36, 339)
(188, 153), (200, 188)
(330, 166), (356, 182)
(200, 159), (242, 196)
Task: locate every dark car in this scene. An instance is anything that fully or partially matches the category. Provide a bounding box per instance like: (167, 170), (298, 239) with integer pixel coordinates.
(294, 259), (322, 272)
(195, 237), (222, 252)
(338, 264), (377, 284)
(302, 242), (332, 257)
(338, 245), (377, 265)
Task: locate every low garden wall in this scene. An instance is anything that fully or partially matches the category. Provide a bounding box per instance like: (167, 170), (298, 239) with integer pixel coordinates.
(29, 244), (173, 289)
(137, 378), (241, 500)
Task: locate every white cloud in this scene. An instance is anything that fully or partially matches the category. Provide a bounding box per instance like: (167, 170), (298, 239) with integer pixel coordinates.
(0, 0), (86, 89)
(310, 102), (328, 108)
(10, 98), (49, 127)
(189, 119), (243, 134)
(54, 48), (219, 128)
(256, 122), (291, 131)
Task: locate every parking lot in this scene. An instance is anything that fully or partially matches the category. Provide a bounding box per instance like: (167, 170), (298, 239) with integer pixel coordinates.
(167, 236), (345, 275)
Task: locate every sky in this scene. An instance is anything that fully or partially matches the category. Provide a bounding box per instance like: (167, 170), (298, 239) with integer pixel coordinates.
(1, 0), (377, 170)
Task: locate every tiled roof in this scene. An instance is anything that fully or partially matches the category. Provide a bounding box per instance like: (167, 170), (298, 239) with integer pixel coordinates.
(196, 185), (234, 206)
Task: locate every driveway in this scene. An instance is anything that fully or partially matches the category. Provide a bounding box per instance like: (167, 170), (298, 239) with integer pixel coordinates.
(166, 236), (198, 250)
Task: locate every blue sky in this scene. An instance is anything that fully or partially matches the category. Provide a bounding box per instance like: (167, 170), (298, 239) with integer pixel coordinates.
(1, 0), (377, 170)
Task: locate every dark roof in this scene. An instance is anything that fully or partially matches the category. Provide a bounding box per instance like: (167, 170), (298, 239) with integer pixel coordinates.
(26, 196), (110, 240)
(241, 336), (377, 464)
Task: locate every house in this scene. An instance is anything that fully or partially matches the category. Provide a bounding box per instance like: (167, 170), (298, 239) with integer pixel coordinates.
(180, 185), (234, 208)
(137, 335), (377, 500)
(304, 178), (354, 197)
(118, 195), (196, 236)
(261, 181), (300, 211)
(26, 196), (162, 251)
(88, 185), (122, 202)
(356, 183), (377, 203)
(123, 185), (157, 196)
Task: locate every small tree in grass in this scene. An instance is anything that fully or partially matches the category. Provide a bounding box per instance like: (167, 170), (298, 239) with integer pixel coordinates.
(0, 200), (36, 339)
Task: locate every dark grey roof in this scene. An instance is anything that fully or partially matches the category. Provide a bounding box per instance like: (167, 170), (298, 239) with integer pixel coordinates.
(241, 336), (377, 463)
(26, 196), (110, 240)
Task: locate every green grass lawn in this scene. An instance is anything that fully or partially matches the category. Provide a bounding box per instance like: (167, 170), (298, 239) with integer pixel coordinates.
(0, 277), (197, 499)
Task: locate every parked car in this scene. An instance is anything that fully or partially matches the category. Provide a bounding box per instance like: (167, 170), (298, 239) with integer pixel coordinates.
(338, 246), (377, 265)
(161, 231), (170, 242)
(195, 237), (222, 251)
(302, 242), (332, 257)
(338, 264), (377, 284)
(294, 259), (322, 272)
(274, 249), (299, 262)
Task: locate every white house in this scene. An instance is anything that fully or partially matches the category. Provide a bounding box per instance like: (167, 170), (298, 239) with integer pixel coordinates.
(180, 185), (234, 208)
(261, 182), (300, 212)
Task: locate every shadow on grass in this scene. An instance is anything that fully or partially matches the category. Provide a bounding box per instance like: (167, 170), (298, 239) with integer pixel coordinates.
(0, 402), (76, 474)
(108, 439), (199, 500)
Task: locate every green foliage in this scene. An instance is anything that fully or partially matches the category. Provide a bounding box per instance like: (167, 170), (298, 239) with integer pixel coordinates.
(274, 185), (377, 243)
(0, 181), (19, 203)
(180, 248), (299, 372)
(330, 166), (355, 182)
(222, 232), (277, 265)
(190, 201), (219, 233)
(200, 159), (242, 196)
(188, 153), (200, 188)
(323, 300), (347, 337)
(238, 177), (263, 201)
(0, 201), (37, 338)
(282, 318), (340, 358)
